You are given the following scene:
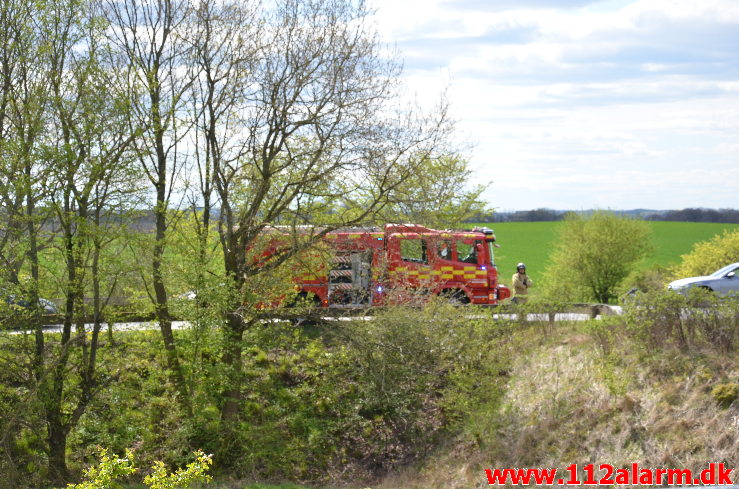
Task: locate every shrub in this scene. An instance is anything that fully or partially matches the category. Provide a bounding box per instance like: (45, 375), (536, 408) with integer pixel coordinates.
(623, 289), (739, 353)
(64, 448), (212, 489)
(672, 229), (739, 278)
(541, 211), (652, 303)
(625, 290), (692, 349)
(619, 265), (672, 295)
(711, 383), (739, 408)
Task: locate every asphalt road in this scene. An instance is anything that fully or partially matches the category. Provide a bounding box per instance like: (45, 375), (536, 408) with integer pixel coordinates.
(7, 307), (627, 335)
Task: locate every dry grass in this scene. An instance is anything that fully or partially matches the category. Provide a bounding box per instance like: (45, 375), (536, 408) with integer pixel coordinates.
(372, 321), (738, 489)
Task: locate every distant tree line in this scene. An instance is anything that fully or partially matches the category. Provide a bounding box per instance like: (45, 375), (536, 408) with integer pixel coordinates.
(469, 208), (739, 223)
(470, 208), (564, 222)
(645, 208), (739, 223)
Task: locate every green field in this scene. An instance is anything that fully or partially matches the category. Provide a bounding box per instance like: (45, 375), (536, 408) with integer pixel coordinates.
(476, 221), (739, 280)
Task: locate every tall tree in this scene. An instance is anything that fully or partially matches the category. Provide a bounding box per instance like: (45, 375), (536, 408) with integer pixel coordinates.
(38, 0), (140, 481)
(0, 1), (52, 482)
(0, 0), (50, 308)
(185, 0), (453, 442)
(103, 0), (194, 414)
(185, 0), (259, 304)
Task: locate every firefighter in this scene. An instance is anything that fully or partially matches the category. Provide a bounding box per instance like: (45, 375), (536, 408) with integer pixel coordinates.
(438, 241), (451, 260)
(511, 262), (532, 304)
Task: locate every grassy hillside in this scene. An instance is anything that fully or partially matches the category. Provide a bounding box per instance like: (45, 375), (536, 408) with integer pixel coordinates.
(7, 296), (735, 489)
(479, 221), (739, 280)
(376, 307), (738, 489)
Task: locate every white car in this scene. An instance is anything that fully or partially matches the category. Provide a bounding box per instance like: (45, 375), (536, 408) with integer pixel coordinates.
(668, 263), (739, 296)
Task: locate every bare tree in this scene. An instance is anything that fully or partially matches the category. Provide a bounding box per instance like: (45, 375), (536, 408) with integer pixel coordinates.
(186, 0), (453, 434)
(103, 0), (195, 414)
(184, 0), (260, 303)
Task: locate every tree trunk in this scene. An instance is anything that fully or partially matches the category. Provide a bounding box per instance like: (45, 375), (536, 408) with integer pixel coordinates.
(219, 310), (245, 423)
(47, 420), (68, 485)
(153, 186), (192, 416)
(27, 193), (44, 382)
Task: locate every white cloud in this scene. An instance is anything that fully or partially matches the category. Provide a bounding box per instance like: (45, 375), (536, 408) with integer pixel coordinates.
(641, 63), (668, 72)
(368, 0), (739, 210)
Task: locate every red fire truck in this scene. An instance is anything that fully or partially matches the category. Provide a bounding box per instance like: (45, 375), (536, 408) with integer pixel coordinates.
(293, 224), (510, 307)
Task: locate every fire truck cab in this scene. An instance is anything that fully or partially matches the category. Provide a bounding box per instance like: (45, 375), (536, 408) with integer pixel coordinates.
(298, 224), (510, 307)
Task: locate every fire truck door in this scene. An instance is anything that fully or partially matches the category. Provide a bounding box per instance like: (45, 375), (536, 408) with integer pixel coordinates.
(390, 235), (431, 287)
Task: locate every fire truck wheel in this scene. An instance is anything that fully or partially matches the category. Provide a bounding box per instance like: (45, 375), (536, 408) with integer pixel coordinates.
(441, 289), (469, 305)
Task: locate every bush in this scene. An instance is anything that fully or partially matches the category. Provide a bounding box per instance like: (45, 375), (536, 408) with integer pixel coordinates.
(623, 289), (739, 353)
(5, 301), (517, 487)
(65, 449), (212, 489)
(326, 302), (512, 477)
(671, 229), (739, 278)
(684, 290), (739, 354)
(618, 265), (672, 295)
(624, 289), (692, 349)
(711, 383), (739, 408)
(541, 211), (652, 303)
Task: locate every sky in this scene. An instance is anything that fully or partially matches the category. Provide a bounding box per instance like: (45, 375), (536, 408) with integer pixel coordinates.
(367, 0), (739, 212)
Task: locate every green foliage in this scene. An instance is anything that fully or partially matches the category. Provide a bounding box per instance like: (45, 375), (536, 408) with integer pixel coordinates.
(65, 449), (137, 489)
(618, 265), (672, 295)
(59, 303), (512, 484)
(216, 323), (348, 480)
(671, 228), (739, 279)
(377, 153), (491, 229)
(64, 449), (211, 489)
(711, 383), (739, 409)
(0, 333), (48, 488)
(143, 451), (212, 489)
(334, 302), (512, 472)
(584, 315), (621, 356)
(623, 288), (739, 353)
(540, 211), (652, 303)
(624, 289), (693, 350)
(165, 212), (226, 303)
(68, 330), (201, 469)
